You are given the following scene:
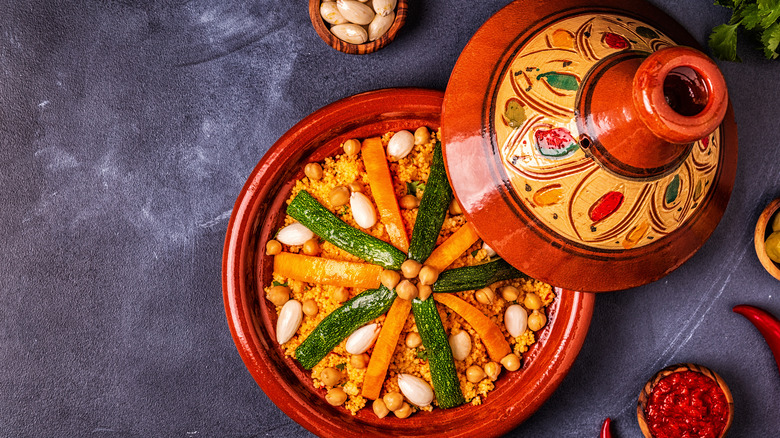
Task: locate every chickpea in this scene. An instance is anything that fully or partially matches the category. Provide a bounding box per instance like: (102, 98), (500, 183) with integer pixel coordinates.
(418, 265), (439, 286)
(372, 399), (390, 419)
(475, 287), (495, 305)
(380, 270), (401, 290)
(484, 361), (501, 381)
(343, 139), (361, 156)
(350, 353), (369, 369)
(523, 292), (542, 310)
(414, 126), (430, 145)
(401, 259), (422, 279)
(449, 199), (463, 215)
(302, 299), (319, 316)
(383, 392), (404, 411)
(265, 239), (282, 256)
(400, 194), (420, 209)
(303, 238), (321, 256)
(320, 367), (342, 386)
(417, 284), (432, 301)
(500, 353), (521, 371)
(348, 181), (363, 193)
(501, 285), (520, 302)
(395, 280), (418, 301)
(528, 310), (547, 331)
(304, 162), (323, 181)
(405, 332), (422, 349)
(394, 402), (412, 418)
(326, 387), (347, 406)
(266, 285), (290, 306)
(466, 365), (487, 383)
(328, 186), (350, 208)
(334, 287), (350, 303)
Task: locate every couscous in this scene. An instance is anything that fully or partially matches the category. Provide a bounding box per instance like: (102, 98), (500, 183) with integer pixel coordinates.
(263, 127), (555, 418)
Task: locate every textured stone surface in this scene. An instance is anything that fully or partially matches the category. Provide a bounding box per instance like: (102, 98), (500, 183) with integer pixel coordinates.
(1, 0), (779, 436)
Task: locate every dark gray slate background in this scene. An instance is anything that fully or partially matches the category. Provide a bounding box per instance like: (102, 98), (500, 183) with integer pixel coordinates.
(2, 0), (779, 436)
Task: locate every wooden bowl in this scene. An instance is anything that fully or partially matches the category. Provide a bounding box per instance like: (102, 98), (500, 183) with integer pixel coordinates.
(222, 88), (595, 437)
(754, 198), (780, 281)
(308, 0), (408, 55)
(637, 363), (734, 438)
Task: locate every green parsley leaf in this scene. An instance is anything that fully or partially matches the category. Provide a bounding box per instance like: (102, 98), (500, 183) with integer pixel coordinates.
(415, 348), (429, 361)
(756, 0), (780, 28)
(738, 3), (763, 30)
(709, 23), (741, 61)
(335, 363), (346, 372)
(406, 181), (426, 197)
(271, 280), (289, 287)
(761, 22), (780, 58)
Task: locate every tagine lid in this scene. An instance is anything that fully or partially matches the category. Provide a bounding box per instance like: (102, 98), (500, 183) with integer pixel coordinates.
(441, 0), (738, 292)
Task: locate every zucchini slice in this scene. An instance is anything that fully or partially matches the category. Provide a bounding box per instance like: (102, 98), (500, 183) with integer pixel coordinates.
(287, 190), (406, 270)
(412, 297), (465, 409)
(432, 258), (527, 293)
(408, 142), (453, 263)
(295, 286), (396, 369)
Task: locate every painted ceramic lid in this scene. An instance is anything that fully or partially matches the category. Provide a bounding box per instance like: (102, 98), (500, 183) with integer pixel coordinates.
(442, 0), (737, 292)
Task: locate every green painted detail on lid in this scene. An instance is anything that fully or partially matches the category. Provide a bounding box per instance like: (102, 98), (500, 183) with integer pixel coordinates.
(536, 72), (579, 91)
(665, 174), (681, 204)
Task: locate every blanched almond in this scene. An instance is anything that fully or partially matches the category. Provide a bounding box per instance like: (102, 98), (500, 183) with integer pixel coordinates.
(350, 191), (377, 229)
(482, 241), (497, 257)
(448, 331), (472, 361)
(276, 223), (314, 246)
(330, 23), (368, 44)
(336, 0), (375, 25)
(368, 11), (394, 41)
(320, 1), (348, 25)
(276, 300), (302, 344)
(372, 0), (397, 16)
(397, 374), (433, 407)
(345, 323), (380, 354)
(386, 130), (415, 159)
(505, 304), (528, 337)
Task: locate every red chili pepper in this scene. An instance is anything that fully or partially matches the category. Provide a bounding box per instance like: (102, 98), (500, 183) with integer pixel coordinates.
(733, 305), (780, 376)
(600, 417), (612, 438)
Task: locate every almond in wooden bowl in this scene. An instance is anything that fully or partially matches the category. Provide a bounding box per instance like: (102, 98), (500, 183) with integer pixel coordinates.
(309, 0), (408, 54)
(755, 198), (780, 281)
(637, 363), (734, 438)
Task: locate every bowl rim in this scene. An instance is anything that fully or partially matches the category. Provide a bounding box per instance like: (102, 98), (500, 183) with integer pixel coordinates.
(222, 87), (595, 437)
(636, 362), (734, 438)
(754, 198), (780, 281)
(308, 0), (409, 55)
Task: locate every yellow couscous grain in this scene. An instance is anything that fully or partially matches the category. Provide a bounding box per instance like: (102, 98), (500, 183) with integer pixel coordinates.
(265, 128), (556, 415)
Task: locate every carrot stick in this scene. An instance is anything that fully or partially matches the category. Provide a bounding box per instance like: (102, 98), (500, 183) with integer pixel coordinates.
(362, 137), (410, 252)
(425, 222), (480, 271)
(273, 252), (382, 289)
(361, 298), (412, 400)
(433, 294), (512, 362)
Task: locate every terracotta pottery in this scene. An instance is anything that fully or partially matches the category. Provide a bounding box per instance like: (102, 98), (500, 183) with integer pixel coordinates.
(637, 363), (734, 438)
(442, 0), (738, 292)
(222, 88), (594, 437)
(309, 0), (408, 55)
(754, 198), (780, 281)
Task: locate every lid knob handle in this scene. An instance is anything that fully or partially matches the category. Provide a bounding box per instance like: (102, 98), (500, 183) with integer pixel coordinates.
(632, 46), (728, 144)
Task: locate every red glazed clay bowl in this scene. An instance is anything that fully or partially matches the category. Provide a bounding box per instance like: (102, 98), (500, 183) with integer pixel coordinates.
(222, 88), (595, 438)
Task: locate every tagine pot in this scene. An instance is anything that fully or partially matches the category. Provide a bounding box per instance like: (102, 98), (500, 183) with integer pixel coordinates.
(442, 0), (737, 292)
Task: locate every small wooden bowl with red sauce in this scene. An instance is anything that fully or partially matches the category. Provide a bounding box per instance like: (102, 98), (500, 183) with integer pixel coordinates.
(637, 363), (734, 438)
